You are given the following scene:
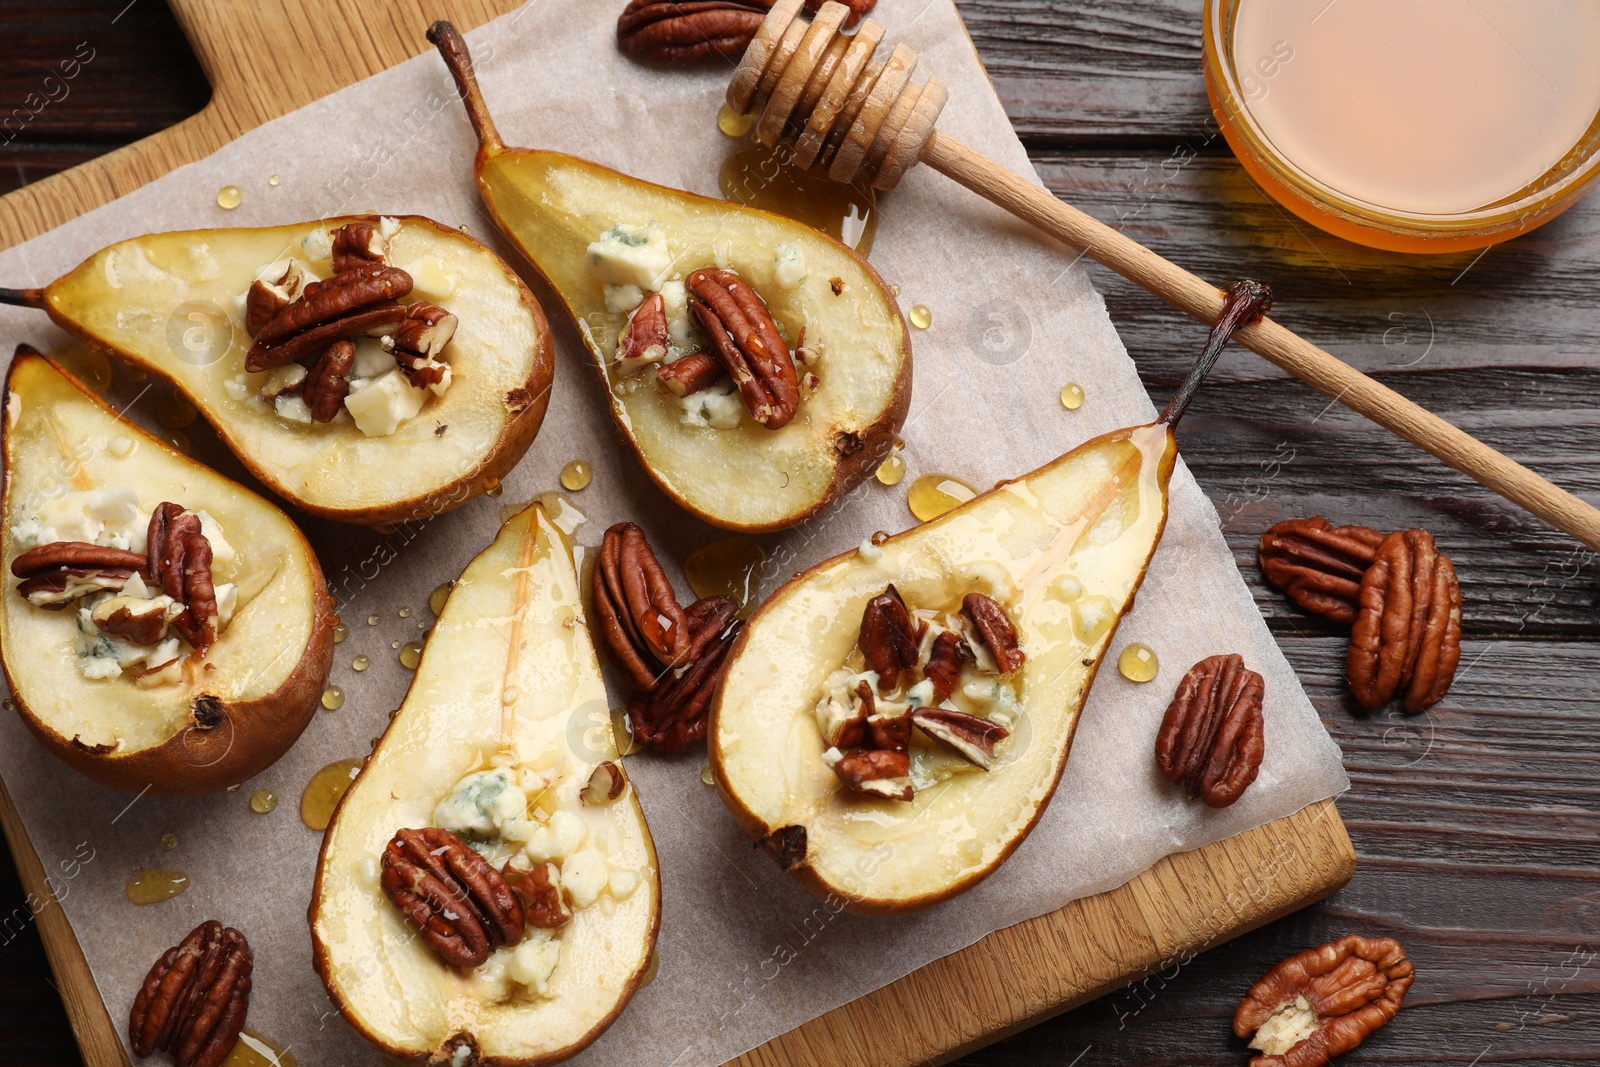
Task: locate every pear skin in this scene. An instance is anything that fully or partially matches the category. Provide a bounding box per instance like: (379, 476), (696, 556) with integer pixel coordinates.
(1, 349), (334, 795)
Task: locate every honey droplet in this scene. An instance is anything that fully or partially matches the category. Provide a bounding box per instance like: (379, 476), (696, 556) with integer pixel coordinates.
(909, 304), (933, 330)
(49, 343), (112, 393)
(268, 174), (283, 187)
(321, 686), (345, 711)
(1118, 642), (1160, 683)
(2, 698), (13, 713)
(351, 655), (370, 672)
(366, 614), (379, 626)
(215, 185), (243, 210)
(684, 537), (766, 618)
(430, 582), (453, 615)
(108, 435), (136, 458)
(719, 142), (877, 254)
(717, 102), (756, 138)
(1060, 382), (1086, 411)
(332, 623), (349, 644)
(875, 451), (906, 486)
(125, 868), (189, 905)
(161, 429), (191, 455)
(700, 764), (715, 786)
(890, 283), (902, 297)
(301, 758), (364, 831)
(400, 641), (424, 670)
(249, 788), (278, 814)
(907, 473), (976, 522)
(158, 392), (199, 430)
(870, 530), (890, 546)
(612, 707), (641, 757)
(484, 478), (504, 498)
(390, 640), (401, 650)
(560, 459), (594, 491)
(398, 606), (413, 619)
(158, 832), (178, 851)
(221, 1029), (297, 1067)
(639, 948), (661, 987)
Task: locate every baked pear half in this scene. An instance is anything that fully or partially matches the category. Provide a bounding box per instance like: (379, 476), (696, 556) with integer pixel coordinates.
(0, 214), (553, 525)
(1, 349), (334, 794)
(430, 23), (911, 532)
(711, 282), (1272, 912)
(311, 502), (660, 1066)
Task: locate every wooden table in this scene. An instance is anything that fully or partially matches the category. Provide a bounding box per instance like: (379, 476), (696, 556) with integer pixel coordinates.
(2, 1), (1597, 1064)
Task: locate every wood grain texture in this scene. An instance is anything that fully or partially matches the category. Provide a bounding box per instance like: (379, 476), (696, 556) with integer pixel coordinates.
(3, 0), (1597, 1066)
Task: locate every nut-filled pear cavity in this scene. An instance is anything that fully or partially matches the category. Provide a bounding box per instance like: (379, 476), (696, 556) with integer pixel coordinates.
(428, 21), (911, 533)
(311, 502), (659, 1065)
(709, 283), (1271, 912)
(0, 215), (554, 526)
(1, 348), (335, 795)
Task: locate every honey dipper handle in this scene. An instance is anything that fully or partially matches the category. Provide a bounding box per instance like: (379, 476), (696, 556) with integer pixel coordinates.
(919, 130), (1600, 550)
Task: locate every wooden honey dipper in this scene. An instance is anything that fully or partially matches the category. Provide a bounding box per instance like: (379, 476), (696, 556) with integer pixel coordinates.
(730, 0), (1600, 551)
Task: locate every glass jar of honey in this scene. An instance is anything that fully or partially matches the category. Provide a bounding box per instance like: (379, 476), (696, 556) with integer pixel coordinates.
(1203, 0), (1600, 252)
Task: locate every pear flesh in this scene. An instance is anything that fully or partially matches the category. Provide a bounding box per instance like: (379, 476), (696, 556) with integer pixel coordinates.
(711, 424), (1176, 912)
(32, 215), (552, 525)
(311, 503), (659, 1065)
(0, 352), (334, 795)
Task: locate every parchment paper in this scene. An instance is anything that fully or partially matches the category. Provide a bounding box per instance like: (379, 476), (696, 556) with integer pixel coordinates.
(0, 2), (1349, 1064)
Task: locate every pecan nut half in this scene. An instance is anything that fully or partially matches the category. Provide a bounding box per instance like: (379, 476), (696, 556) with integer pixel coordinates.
(381, 827), (524, 968)
(254, 263), (413, 347)
(912, 707), (1008, 769)
(129, 919), (253, 1067)
(503, 861), (572, 929)
(858, 585), (919, 689)
(1233, 935), (1413, 1067)
(628, 596), (742, 752)
(1347, 529), (1462, 714)
(687, 268), (800, 429)
(1155, 653), (1265, 808)
(617, 0), (876, 64)
(148, 503), (218, 652)
(962, 593), (1025, 673)
(656, 352), (721, 397)
(302, 339), (355, 423)
(1259, 517), (1386, 625)
(11, 543), (144, 607)
(615, 292), (670, 375)
(922, 629), (971, 704)
(244, 260), (310, 336)
(245, 302), (406, 372)
(593, 522), (691, 690)
(824, 681), (915, 800)
(329, 221), (387, 274)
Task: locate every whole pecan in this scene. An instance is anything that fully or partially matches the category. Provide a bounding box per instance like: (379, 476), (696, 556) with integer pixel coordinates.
(962, 593), (1025, 674)
(593, 522), (691, 690)
(381, 827), (524, 968)
(1155, 653), (1265, 808)
(329, 221), (387, 273)
(858, 585), (919, 689)
(503, 861), (571, 929)
(148, 503), (218, 652)
(912, 707), (1008, 769)
(1259, 517), (1386, 626)
(1233, 935), (1413, 1067)
(687, 268), (800, 429)
(246, 303), (406, 372)
(617, 0), (875, 64)
(1347, 529), (1462, 714)
(129, 919), (252, 1067)
(11, 542), (143, 607)
(303, 339), (355, 423)
(656, 352), (721, 397)
(628, 595), (742, 752)
(922, 629), (971, 705)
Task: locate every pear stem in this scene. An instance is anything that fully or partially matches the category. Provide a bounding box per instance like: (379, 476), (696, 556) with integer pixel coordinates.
(0, 287), (43, 309)
(1158, 279), (1272, 428)
(427, 21), (504, 155)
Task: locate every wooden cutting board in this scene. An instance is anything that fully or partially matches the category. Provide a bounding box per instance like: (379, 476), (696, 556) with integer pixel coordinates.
(0, 2), (1355, 1065)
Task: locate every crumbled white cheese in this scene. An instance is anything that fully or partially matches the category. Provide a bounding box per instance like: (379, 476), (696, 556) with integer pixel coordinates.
(522, 809), (586, 863)
(19, 487), (143, 551)
(261, 364), (306, 399)
(435, 768), (527, 840)
(350, 337), (393, 379)
(194, 511), (237, 573)
(223, 375), (251, 402)
(214, 583), (238, 629)
(658, 279), (697, 353)
(604, 284), (645, 314)
(858, 538), (882, 564)
(343, 369), (426, 437)
(507, 933), (561, 995)
(773, 242), (806, 288)
(678, 379), (743, 430)
(906, 678), (936, 709)
(274, 394), (314, 424)
(300, 228), (333, 264)
(378, 216), (402, 241)
(608, 867), (641, 900)
(561, 849), (609, 908)
(585, 223), (673, 291)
